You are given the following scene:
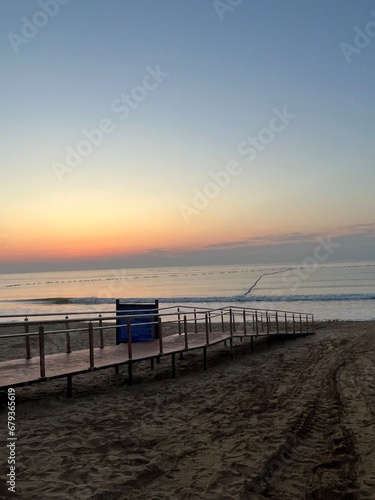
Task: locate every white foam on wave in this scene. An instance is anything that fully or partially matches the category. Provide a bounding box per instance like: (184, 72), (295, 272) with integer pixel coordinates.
(59, 293), (375, 305)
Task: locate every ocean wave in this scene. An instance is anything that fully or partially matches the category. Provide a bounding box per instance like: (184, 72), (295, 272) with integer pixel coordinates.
(15, 293), (375, 305)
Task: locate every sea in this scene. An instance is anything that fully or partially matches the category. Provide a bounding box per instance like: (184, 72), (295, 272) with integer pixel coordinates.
(0, 261), (374, 321)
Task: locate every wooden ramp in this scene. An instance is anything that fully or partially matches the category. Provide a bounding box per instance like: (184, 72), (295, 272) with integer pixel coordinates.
(0, 305), (314, 395)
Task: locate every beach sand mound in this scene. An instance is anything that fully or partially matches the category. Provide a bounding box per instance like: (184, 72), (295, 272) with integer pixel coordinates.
(1, 321), (375, 499)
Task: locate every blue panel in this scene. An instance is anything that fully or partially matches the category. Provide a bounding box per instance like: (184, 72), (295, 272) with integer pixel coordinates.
(116, 301), (158, 343)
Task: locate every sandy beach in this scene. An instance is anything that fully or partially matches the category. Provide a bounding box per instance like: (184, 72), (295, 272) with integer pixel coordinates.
(1, 320), (375, 499)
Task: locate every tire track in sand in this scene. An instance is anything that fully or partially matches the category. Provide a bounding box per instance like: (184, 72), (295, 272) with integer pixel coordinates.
(240, 360), (358, 499)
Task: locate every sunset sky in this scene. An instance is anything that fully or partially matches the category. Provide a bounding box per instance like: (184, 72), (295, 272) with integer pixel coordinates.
(1, 0), (375, 273)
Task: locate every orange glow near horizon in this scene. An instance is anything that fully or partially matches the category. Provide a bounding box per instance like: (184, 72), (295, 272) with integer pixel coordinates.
(1, 187), (342, 265)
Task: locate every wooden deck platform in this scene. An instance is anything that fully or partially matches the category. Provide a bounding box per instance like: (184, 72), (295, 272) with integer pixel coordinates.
(0, 305), (314, 395)
(0, 330), (310, 392)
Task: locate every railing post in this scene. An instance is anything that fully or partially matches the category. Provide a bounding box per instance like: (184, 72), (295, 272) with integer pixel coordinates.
(88, 322), (94, 369)
(208, 312), (212, 333)
(38, 326), (45, 378)
(284, 313), (288, 334)
(221, 310), (224, 332)
(293, 313), (296, 333)
(24, 318), (31, 359)
(184, 315), (188, 350)
(299, 314), (303, 334)
(266, 311), (271, 349)
(312, 315), (315, 333)
(127, 319), (132, 361)
(194, 309), (197, 333)
(275, 312), (279, 333)
(229, 308), (234, 359)
(255, 311), (259, 335)
(243, 309), (247, 335)
(159, 318), (163, 354)
(65, 316), (71, 354)
(306, 314), (309, 334)
(177, 307), (181, 335)
(205, 313), (209, 345)
(99, 314), (104, 348)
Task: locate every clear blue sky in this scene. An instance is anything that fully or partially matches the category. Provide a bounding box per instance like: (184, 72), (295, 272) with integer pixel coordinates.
(1, 0), (375, 272)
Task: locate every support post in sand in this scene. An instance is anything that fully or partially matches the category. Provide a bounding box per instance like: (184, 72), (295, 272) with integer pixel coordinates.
(171, 353), (176, 378)
(184, 315), (188, 350)
(24, 318), (31, 360)
(127, 319), (133, 385)
(88, 322), (94, 370)
(99, 314), (104, 348)
(38, 325), (46, 378)
(128, 362), (133, 386)
(65, 316), (71, 354)
(67, 375), (72, 398)
(229, 337), (234, 360)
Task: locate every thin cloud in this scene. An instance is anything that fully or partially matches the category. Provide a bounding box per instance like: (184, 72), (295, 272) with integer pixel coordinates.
(341, 223), (375, 234)
(204, 232), (320, 250)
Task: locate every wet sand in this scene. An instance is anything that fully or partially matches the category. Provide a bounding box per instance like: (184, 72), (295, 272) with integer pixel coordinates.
(1, 321), (375, 499)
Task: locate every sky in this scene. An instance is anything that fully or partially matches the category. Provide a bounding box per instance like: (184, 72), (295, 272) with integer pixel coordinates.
(1, 0), (375, 273)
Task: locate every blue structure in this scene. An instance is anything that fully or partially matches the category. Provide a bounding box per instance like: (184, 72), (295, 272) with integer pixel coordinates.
(116, 300), (159, 343)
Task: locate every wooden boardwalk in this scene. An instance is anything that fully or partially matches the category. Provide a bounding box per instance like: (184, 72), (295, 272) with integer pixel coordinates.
(0, 331), (230, 388)
(0, 305), (314, 395)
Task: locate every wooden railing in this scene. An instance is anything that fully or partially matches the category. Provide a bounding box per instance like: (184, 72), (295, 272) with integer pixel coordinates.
(0, 306), (314, 376)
